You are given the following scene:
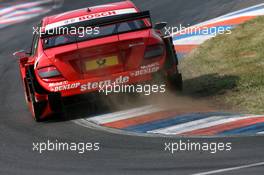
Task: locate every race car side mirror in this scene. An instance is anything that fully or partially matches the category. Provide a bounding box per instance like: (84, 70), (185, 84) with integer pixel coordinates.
(13, 50), (30, 58)
(154, 22), (167, 31)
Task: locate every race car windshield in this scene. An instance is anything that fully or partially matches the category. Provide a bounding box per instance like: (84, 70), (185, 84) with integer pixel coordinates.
(43, 19), (149, 49)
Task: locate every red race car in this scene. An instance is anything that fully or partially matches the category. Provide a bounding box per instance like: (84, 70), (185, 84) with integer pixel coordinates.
(14, 1), (182, 122)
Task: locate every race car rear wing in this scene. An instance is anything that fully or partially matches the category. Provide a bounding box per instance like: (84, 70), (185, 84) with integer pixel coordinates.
(40, 11), (152, 38)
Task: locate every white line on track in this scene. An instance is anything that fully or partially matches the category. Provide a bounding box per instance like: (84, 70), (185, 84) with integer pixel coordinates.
(86, 105), (161, 125)
(192, 162), (264, 175)
(0, 7), (45, 19)
(0, 10), (51, 25)
(173, 35), (215, 45)
(192, 8), (264, 28)
(173, 3), (264, 36)
(0, 0), (63, 29)
(0, 0), (52, 16)
(218, 3), (264, 19)
(257, 131), (264, 135)
(148, 115), (263, 135)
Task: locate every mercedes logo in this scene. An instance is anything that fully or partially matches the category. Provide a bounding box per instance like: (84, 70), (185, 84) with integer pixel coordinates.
(96, 59), (106, 66)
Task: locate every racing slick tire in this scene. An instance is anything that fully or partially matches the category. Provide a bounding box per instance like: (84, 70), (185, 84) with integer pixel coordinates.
(167, 73), (183, 91)
(163, 36), (183, 91)
(24, 76), (45, 122)
(30, 99), (45, 122)
(24, 67), (65, 122)
(26, 77), (65, 122)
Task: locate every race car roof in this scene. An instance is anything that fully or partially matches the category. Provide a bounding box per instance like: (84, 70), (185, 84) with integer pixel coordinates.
(42, 1), (138, 28)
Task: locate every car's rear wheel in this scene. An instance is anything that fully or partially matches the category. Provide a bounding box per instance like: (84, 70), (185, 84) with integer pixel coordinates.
(167, 72), (183, 91)
(24, 67), (65, 122)
(29, 98), (43, 122)
(163, 35), (183, 91)
(24, 73), (46, 122)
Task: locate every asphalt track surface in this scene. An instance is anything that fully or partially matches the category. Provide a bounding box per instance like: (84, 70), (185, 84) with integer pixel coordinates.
(1, 0), (264, 174)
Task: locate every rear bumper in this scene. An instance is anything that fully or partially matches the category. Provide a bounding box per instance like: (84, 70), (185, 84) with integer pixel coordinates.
(35, 62), (162, 100)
